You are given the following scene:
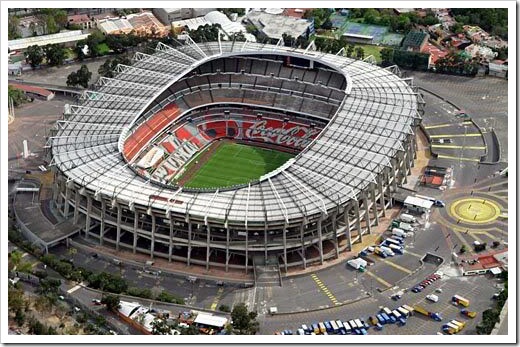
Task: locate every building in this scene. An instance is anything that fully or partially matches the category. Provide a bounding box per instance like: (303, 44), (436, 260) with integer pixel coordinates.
(50, 40), (421, 274)
(193, 312), (228, 332)
(8, 30), (90, 51)
(117, 301), (179, 335)
(67, 14), (95, 30)
(283, 8), (311, 19)
(203, 11), (255, 41)
(97, 12), (167, 37)
(246, 10), (313, 41)
(465, 44), (497, 61)
(488, 60), (508, 78)
(401, 31), (429, 52)
(403, 196), (433, 214)
(8, 83), (55, 101)
(458, 249), (508, 276)
(153, 8), (215, 26)
(171, 17), (210, 33)
(420, 42), (448, 67)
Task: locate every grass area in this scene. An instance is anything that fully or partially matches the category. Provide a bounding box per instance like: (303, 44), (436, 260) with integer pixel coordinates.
(96, 43), (110, 55)
(356, 44), (384, 63)
(183, 143), (294, 189)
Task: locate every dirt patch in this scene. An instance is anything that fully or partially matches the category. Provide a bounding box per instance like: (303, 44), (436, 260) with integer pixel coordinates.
(176, 140), (226, 186)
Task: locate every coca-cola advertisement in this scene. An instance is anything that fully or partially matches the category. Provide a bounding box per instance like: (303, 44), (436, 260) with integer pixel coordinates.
(197, 118), (322, 149)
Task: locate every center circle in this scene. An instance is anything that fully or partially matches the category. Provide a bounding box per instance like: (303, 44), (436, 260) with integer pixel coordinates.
(449, 198), (501, 224)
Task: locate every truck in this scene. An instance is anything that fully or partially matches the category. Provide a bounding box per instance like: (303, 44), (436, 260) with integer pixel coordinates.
(397, 306), (410, 318)
(343, 321), (352, 334)
(374, 247), (387, 258)
(415, 194), (446, 207)
(400, 213), (416, 224)
(451, 320), (465, 331)
(461, 309), (477, 318)
(392, 310), (402, 320)
(380, 246), (395, 257)
(381, 312), (393, 324)
(442, 322), (459, 334)
(388, 243), (404, 254)
(452, 295), (470, 307)
(392, 228), (407, 238)
(402, 305), (414, 315)
(347, 258), (368, 272)
(399, 222), (415, 232)
(386, 237), (404, 245)
(413, 305), (442, 321)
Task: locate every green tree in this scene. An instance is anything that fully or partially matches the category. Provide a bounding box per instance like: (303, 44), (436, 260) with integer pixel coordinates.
(8, 86), (28, 107)
(26, 45), (44, 68)
(67, 65), (92, 88)
(9, 250), (23, 270)
(346, 44), (355, 58)
(355, 46), (365, 60)
(8, 286), (25, 313)
(101, 294), (121, 312)
(44, 44), (66, 66)
(231, 303), (259, 335)
(14, 309), (25, 327)
(151, 318), (172, 335)
(218, 304), (231, 312)
(8, 15), (21, 40)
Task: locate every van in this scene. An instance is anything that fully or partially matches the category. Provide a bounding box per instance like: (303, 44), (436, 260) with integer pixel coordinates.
(311, 323), (320, 334)
(388, 244), (404, 254)
(58, 295), (65, 300)
(402, 305), (414, 315)
(392, 310), (402, 320)
(376, 314), (386, 324)
(73, 307), (81, 313)
(324, 321), (332, 333)
(330, 320), (339, 333)
(354, 319), (363, 329)
(335, 320), (344, 332)
(386, 238), (403, 246)
(381, 313), (391, 323)
(301, 324), (310, 333)
(382, 307), (392, 316)
(318, 322), (326, 334)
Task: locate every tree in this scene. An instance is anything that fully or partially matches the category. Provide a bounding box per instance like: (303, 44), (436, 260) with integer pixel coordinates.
(44, 44), (66, 66)
(231, 303), (259, 335)
(14, 309), (25, 327)
(101, 294), (121, 312)
(151, 318), (172, 335)
(380, 47), (394, 66)
(98, 56), (132, 78)
(67, 65), (92, 88)
(9, 250), (23, 270)
(460, 245), (467, 254)
(355, 46), (365, 60)
(8, 15), (21, 40)
(8, 86), (28, 107)
(26, 45), (44, 68)
(8, 286), (25, 313)
(218, 304), (231, 312)
(346, 44), (355, 58)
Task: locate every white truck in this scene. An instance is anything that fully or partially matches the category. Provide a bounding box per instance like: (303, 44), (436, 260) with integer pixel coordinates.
(400, 213), (416, 224)
(392, 228), (407, 238)
(347, 258), (368, 271)
(380, 246), (395, 257)
(399, 222), (415, 232)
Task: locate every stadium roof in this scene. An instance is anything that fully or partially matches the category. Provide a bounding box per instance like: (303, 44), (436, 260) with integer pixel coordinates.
(8, 30), (90, 51)
(52, 40), (420, 225)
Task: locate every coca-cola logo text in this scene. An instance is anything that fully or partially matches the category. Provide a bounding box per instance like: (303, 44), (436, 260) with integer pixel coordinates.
(244, 120), (321, 148)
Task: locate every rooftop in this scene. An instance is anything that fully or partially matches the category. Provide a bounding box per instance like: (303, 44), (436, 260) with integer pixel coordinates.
(401, 31), (428, 50)
(246, 10), (312, 40)
(8, 30), (90, 51)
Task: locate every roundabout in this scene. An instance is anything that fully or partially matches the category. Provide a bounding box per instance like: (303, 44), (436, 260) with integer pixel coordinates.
(449, 198), (502, 224)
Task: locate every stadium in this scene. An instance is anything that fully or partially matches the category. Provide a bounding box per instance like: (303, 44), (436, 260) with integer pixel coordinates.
(50, 39), (423, 274)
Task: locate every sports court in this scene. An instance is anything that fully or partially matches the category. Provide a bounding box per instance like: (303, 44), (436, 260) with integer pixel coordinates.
(338, 21), (404, 46)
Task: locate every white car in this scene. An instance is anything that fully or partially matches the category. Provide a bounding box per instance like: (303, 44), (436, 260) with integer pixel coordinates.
(426, 294), (439, 303)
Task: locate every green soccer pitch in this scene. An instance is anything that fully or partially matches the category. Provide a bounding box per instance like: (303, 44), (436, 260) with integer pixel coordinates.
(183, 142), (294, 189)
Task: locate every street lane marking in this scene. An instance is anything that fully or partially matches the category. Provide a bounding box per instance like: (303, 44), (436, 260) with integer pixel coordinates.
(404, 250), (423, 258)
(437, 155), (480, 162)
(310, 274), (339, 305)
(67, 284), (82, 294)
(429, 134), (482, 138)
(380, 259), (412, 274)
(424, 121), (472, 129)
(451, 229), (474, 254)
(473, 231), (499, 241)
(364, 270), (392, 288)
(431, 145), (486, 150)
(210, 287), (224, 311)
(468, 233), (484, 243)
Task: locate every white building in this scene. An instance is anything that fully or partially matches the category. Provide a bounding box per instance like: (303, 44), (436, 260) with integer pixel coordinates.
(153, 8), (215, 25)
(403, 196), (433, 214)
(246, 10), (312, 41)
(464, 44), (498, 61)
(8, 30), (90, 51)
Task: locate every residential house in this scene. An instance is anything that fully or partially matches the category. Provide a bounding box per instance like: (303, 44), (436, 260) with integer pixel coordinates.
(465, 44), (497, 61)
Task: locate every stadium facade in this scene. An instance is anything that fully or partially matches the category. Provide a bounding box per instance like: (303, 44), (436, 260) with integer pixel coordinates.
(50, 39), (423, 273)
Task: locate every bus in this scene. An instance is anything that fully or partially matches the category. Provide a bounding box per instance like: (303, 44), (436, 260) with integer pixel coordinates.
(382, 307), (393, 316)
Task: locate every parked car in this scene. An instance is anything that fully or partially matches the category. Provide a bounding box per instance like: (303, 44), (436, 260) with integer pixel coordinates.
(427, 294), (439, 303)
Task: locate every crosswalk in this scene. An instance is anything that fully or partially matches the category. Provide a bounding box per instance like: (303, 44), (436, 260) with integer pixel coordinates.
(310, 273), (339, 305)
